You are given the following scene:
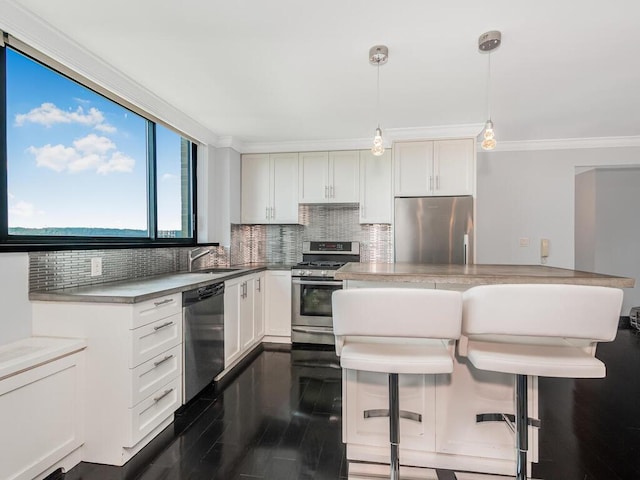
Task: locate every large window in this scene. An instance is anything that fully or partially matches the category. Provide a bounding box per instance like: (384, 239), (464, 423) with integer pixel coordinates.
(1, 44), (195, 247)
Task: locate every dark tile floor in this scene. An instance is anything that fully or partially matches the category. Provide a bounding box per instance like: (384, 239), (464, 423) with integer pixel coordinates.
(62, 330), (640, 480)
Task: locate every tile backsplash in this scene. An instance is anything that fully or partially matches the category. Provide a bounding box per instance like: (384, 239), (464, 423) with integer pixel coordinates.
(230, 204), (393, 264)
(29, 204), (392, 292)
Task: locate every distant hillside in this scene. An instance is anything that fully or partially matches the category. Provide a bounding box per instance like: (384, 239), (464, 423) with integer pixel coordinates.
(10, 227), (149, 237)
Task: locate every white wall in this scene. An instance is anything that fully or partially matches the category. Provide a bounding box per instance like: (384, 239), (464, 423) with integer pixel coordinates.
(476, 146), (640, 269)
(0, 253), (31, 345)
(575, 167), (640, 314)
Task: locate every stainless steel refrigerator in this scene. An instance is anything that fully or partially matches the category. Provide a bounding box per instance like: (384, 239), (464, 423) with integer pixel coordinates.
(394, 196), (474, 264)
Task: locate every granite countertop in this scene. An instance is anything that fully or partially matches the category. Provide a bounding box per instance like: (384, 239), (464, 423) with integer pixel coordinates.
(335, 263), (636, 288)
(29, 263), (295, 304)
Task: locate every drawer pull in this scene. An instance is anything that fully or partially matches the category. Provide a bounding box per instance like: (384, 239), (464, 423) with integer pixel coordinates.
(153, 388), (173, 403)
(153, 354), (174, 367)
(153, 321), (174, 331)
(153, 299), (173, 307)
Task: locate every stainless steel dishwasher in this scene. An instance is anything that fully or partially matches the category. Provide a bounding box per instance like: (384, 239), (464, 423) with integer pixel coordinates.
(182, 282), (225, 403)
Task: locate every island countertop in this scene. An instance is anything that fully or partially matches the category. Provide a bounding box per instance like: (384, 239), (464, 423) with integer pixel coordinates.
(334, 263), (636, 288)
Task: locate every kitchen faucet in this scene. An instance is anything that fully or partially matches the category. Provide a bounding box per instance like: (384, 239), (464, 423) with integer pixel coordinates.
(188, 247), (212, 272)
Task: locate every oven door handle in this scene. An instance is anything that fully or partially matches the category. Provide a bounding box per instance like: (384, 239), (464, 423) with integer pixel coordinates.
(292, 326), (335, 335)
(292, 278), (343, 286)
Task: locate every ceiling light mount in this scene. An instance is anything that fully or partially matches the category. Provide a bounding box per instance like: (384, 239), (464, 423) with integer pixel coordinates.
(369, 45), (388, 66)
(478, 31), (501, 52)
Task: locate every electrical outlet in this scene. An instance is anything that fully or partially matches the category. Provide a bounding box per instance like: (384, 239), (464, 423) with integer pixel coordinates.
(519, 237), (529, 247)
(90, 257), (103, 276)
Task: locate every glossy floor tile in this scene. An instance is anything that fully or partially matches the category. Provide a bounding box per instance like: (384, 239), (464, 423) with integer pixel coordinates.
(62, 331), (640, 480)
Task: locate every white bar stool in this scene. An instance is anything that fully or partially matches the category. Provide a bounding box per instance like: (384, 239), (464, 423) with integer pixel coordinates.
(332, 288), (463, 480)
(460, 284), (623, 480)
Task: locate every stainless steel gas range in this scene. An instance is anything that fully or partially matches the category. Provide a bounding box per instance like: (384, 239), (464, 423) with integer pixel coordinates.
(291, 241), (360, 345)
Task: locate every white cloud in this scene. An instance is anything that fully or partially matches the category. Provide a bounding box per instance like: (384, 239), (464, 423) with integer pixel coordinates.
(95, 123), (117, 134)
(27, 134), (135, 175)
(9, 200), (36, 218)
(161, 173), (177, 181)
(97, 152), (135, 174)
(73, 134), (115, 155)
(15, 102), (117, 133)
(28, 144), (78, 172)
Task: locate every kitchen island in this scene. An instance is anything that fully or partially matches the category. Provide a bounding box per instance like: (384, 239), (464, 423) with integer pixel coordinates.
(334, 263), (634, 478)
(335, 262), (635, 288)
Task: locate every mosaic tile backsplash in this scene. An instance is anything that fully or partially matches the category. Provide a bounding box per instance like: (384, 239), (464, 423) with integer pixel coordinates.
(29, 204), (392, 292)
(230, 204), (393, 265)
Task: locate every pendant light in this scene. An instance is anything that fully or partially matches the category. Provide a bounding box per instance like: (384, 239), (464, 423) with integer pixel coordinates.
(478, 31), (501, 150)
(369, 45), (388, 156)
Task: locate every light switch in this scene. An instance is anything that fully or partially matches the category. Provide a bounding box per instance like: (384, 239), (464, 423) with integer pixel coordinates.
(519, 237), (529, 247)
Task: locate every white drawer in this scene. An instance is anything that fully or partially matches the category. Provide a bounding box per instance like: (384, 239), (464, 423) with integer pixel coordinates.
(130, 344), (182, 407)
(124, 376), (181, 447)
(130, 313), (182, 368)
(131, 293), (182, 329)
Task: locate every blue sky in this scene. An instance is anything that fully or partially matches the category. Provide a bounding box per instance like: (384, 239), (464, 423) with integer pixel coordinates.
(6, 48), (184, 232)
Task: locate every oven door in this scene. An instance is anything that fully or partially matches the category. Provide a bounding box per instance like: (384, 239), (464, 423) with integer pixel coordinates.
(291, 277), (342, 344)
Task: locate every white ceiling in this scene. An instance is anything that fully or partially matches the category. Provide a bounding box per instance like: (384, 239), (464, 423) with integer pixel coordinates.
(10, 0), (640, 148)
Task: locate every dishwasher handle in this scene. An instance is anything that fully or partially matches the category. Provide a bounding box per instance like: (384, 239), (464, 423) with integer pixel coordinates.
(183, 282), (225, 305)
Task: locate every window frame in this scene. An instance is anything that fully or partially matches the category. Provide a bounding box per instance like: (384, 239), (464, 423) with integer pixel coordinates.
(0, 39), (200, 251)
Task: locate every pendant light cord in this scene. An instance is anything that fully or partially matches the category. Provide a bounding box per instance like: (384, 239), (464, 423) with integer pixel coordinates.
(486, 53), (492, 121)
(376, 59), (381, 128)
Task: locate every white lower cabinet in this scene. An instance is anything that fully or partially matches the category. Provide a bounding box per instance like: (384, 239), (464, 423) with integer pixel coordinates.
(264, 270), (291, 340)
(0, 339), (85, 480)
(32, 292), (184, 466)
(224, 272), (265, 370)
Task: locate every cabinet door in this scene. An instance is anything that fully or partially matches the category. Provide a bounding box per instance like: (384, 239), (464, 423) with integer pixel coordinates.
(224, 278), (242, 366)
(241, 154), (271, 223)
(359, 149), (392, 224)
(299, 152), (329, 203)
(329, 151), (360, 203)
(240, 278), (255, 351)
(265, 270), (292, 337)
(433, 139), (474, 196)
(270, 153), (299, 223)
(254, 273), (265, 340)
(394, 141), (434, 196)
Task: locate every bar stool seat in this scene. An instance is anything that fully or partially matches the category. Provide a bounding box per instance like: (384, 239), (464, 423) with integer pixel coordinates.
(461, 284), (624, 480)
(466, 336), (607, 377)
(333, 288), (463, 480)
(340, 340), (455, 374)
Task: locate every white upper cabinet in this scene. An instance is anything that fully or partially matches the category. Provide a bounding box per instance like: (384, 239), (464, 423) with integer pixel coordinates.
(359, 149), (392, 224)
(394, 139), (474, 197)
(241, 153), (299, 224)
(299, 150), (359, 203)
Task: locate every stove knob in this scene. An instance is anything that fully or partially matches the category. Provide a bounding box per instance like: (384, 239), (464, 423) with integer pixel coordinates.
(305, 270), (313, 277)
(320, 270), (328, 277)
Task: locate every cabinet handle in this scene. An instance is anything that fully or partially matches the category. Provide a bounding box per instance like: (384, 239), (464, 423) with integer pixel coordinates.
(153, 299), (173, 307)
(436, 175), (440, 190)
(265, 207), (269, 219)
(271, 207), (275, 219)
(154, 321), (174, 331)
(153, 388), (173, 403)
(257, 278), (261, 292)
(330, 185), (334, 198)
(429, 175), (434, 191)
(325, 185), (328, 198)
(153, 354), (174, 367)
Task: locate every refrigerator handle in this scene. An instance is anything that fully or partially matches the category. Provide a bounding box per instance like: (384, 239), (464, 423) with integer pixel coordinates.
(463, 234), (469, 265)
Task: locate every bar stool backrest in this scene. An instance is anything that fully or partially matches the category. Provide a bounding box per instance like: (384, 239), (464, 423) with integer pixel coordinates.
(332, 288), (462, 341)
(462, 284), (623, 341)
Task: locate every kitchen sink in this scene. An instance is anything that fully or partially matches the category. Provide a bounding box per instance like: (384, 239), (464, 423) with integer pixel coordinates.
(194, 267), (243, 274)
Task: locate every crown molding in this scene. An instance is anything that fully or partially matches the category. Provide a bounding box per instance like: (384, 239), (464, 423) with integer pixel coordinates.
(235, 124), (485, 154)
(481, 135), (640, 152)
(0, 0), (219, 146)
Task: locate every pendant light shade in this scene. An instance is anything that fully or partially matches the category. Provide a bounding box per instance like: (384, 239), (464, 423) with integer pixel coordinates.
(369, 45), (388, 156)
(478, 31), (501, 151)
